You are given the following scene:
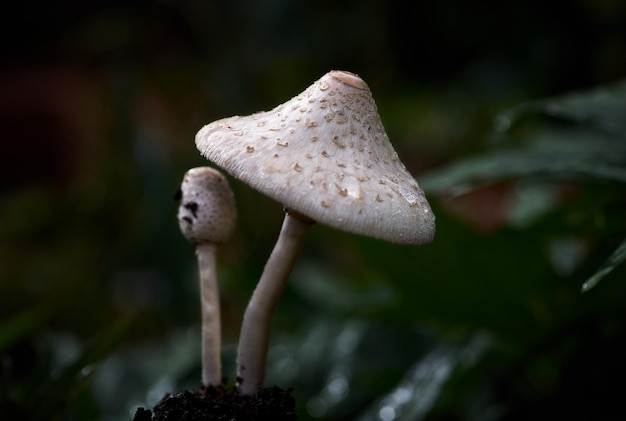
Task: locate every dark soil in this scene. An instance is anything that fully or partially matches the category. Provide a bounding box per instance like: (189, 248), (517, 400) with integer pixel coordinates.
(133, 385), (297, 421)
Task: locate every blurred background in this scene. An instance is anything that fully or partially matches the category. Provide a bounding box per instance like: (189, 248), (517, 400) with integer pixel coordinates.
(1, 1), (625, 420)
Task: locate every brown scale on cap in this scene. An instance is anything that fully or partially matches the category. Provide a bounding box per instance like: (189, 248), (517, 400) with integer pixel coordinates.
(196, 70), (434, 245)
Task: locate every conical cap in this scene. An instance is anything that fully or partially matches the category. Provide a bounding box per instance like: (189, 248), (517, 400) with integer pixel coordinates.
(196, 70), (434, 245)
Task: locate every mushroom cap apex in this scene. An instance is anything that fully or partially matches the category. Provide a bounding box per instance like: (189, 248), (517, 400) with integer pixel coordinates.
(328, 70), (368, 89)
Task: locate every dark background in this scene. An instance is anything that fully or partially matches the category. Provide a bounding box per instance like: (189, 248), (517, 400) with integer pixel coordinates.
(1, 1), (625, 420)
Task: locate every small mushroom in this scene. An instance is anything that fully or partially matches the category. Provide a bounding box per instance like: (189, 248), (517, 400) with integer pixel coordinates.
(196, 70), (435, 394)
(177, 166), (237, 387)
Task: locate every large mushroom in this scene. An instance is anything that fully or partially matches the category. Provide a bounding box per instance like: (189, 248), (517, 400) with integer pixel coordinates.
(177, 166), (237, 387)
(196, 70), (435, 395)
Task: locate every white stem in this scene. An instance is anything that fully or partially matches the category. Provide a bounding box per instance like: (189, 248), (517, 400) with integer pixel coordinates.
(196, 243), (222, 386)
(236, 212), (312, 395)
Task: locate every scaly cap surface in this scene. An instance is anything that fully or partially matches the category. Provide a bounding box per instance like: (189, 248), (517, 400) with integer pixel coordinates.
(177, 167), (237, 245)
(196, 71), (434, 245)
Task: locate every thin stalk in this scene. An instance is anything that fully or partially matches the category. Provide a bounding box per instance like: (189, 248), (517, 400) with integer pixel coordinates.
(196, 242), (222, 386)
(236, 212), (313, 395)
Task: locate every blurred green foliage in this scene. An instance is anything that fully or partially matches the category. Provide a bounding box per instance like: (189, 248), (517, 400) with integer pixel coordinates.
(1, 1), (625, 420)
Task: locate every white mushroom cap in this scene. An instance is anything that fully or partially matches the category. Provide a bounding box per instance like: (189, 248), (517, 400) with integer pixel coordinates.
(177, 167), (237, 245)
(195, 70), (434, 245)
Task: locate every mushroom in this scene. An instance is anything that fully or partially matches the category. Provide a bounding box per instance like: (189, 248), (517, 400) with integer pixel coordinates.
(177, 166), (237, 387)
(196, 70), (435, 395)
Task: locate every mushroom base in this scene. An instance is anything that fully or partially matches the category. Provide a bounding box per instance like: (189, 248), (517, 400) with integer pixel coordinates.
(132, 384), (297, 421)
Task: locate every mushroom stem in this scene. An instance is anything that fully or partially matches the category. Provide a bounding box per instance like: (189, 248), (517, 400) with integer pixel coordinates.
(196, 242), (222, 386)
(177, 167), (236, 387)
(236, 211), (313, 395)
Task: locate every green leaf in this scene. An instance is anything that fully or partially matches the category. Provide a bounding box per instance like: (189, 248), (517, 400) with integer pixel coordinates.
(581, 238), (626, 293)
(422, 81), (626, 196)
(421, 126), (626, 196)
(356, 334), (491, 421)
(496, 80), (626, 139)
(32, 315), (135, 420)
